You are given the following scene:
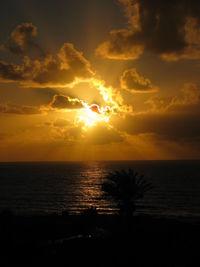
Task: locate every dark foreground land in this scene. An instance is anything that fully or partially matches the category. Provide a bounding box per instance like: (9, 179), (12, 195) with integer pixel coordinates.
(0, 211), (200, 266)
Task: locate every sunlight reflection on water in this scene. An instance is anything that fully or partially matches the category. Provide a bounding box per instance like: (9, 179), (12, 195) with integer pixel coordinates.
(0, 160), (200, 221)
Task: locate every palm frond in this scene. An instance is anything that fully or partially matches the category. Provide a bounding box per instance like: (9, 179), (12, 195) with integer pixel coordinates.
(101, 169), (152, 216)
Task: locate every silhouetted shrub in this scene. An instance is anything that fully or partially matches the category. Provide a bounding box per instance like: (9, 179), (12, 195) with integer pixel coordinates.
(81, 206), (98, 219)
(102, 169), (152, 219)
(62, 209), (69, 217)
(80, 207), (99, 234)
(0, 209), (14, 222)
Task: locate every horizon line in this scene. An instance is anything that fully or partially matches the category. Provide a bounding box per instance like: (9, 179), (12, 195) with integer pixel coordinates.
(0, 159), (200, 163)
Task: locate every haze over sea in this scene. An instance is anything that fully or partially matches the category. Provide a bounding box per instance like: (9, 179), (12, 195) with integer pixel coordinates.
(0, 160), (200, 222)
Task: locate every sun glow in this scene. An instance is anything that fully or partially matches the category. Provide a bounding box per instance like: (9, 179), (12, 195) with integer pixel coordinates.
(77, 103), (110, 129)
(75, 81), (131, 130)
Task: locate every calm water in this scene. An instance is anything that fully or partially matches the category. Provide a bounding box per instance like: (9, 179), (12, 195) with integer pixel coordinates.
(0, 160), (200, 221)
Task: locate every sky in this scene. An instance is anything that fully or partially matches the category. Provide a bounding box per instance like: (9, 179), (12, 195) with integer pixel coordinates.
(0, 0), (200, 161)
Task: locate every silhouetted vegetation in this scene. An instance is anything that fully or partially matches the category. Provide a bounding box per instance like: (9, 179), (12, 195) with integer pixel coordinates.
(80, 207), (99, 235)
(81, 206), (98, 218)
(61, 209), (69, 217)
(102, 169), (152, 219)
(1, 172), (199, 267)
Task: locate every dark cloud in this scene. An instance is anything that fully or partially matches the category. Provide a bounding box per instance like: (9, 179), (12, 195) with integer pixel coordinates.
(113, 84), (200, 143)
(58, 43), (94, 78)
(146, 83), (200, 111)
(0, 61), (25, 81)
(96, 0), (200, 60)
(32, 56), (74, 86)
(96, 29), (144, 60)
(48, 94), (84, 109)
(29, 88), (59, 105)
(0, 24), (94, 86)
(0, 42), (94, 87)
(33, 43), (94, 86)
(5, 23), (45, 57)
(120, 68), (158, 93)
(0, 103), (41, 115)
(118, 112), (200, 142)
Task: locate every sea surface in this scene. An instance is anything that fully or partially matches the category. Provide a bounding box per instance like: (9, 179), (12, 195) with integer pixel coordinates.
(0, 160), (200, 222)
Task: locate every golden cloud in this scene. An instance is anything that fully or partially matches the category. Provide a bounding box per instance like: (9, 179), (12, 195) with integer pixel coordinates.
(120, 68), (158, 93)
(0, 23), (94, 87)
(44, 94), (84, 110)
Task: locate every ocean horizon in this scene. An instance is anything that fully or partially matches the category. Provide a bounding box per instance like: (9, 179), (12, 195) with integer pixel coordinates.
(1, 160), (200, 222)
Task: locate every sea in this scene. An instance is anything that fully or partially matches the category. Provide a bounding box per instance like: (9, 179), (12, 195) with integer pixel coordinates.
(0, 160), (200, 222)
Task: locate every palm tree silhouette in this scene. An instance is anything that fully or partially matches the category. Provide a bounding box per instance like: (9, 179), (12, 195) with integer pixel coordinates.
(102, 169), (152, 219)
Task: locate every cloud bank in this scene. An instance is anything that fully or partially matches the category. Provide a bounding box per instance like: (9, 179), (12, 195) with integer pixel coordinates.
(113, 83), (200, 143)
(96, 0), (200, 61)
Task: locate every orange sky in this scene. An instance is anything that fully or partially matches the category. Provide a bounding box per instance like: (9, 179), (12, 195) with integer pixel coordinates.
(0, 0), (200, 161)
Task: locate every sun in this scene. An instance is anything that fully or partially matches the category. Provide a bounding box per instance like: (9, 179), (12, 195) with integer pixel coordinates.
(77, 103), (110, 129)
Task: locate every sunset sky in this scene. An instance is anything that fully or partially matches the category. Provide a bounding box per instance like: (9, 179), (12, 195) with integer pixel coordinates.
(0, 0), (200, 161)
